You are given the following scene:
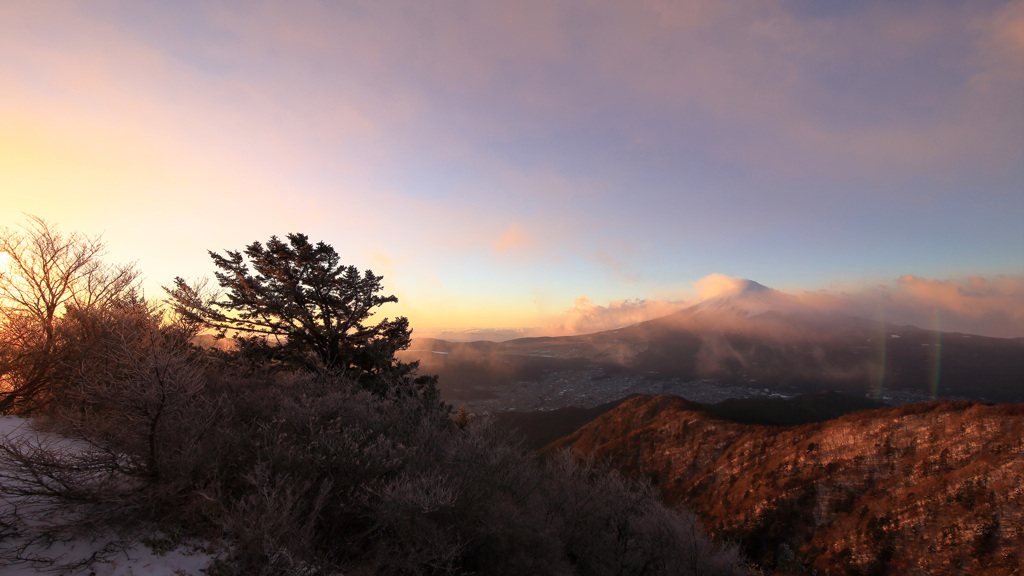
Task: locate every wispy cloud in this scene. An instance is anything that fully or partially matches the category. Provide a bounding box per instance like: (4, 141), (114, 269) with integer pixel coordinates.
(805, 275), (1024, 338)
(693, 274), (756, 300)
(494, 223), (535, 255)
(2, 1), (1020, 339)
(556, 296), (687, 335)
(434, 273), (1024, 340)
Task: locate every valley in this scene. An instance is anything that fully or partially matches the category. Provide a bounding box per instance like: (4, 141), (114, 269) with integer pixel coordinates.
(401, 283), (1022, 411)
(398, 282), (1024, 575)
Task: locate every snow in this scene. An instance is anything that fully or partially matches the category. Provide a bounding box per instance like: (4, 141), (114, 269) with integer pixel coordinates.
(685, 279), (813, 319)
(0, 416), (218, 575)
(1, 539), (216, 576)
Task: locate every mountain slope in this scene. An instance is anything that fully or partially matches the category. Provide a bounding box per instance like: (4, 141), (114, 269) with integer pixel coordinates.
(403, 279), (1024, 406)
(548, 396), (1024, 575)
(492, 391), (885, 449)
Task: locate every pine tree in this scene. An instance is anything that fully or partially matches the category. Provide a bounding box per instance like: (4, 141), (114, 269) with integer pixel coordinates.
(168, 233), (434, 394)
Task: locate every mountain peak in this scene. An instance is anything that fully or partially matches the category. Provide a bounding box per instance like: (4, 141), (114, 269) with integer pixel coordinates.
(696, 278), (775, 305)
(683, 278), (801, 319)
(694, 274), (772, 301)
(720, 278), (770, 298)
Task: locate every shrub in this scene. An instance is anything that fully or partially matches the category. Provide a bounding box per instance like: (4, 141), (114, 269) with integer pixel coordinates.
(0, 216), (139, 413)
(2, 225), (750, 575)
(3, 365), (751, 575)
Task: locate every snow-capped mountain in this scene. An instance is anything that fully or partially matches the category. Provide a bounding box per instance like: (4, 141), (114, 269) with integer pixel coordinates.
(637, 278), (828, 336)
(681, 279), (801, 317)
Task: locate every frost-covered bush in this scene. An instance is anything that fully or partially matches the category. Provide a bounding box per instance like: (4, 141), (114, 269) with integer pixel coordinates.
(181, 369), (749, 575)
(3, 354), (750, 575)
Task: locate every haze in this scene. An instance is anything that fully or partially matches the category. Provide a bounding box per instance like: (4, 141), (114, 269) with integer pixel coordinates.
(2, 1), (1022, 338)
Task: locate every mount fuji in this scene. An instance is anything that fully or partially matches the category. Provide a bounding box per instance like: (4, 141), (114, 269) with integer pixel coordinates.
(403, 279), (1024, 406)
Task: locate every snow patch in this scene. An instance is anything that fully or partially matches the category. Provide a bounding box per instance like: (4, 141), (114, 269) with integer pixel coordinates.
(0, 416), (218, 575)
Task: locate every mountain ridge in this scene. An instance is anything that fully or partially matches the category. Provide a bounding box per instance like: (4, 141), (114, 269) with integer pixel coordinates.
(547, 395), (1024, 575)
(401, 279), (1024, 407)
(492, 390), (887, 450)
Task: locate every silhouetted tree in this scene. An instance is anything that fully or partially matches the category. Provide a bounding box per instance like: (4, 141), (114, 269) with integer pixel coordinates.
(167, 233), (433, 394)
(0, 216), (139, 413)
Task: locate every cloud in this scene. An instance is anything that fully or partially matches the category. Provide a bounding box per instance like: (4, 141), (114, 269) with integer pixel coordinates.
(3, 1), (1020, 342)
(425, 327), (537, 343)
(800, 274), (1024, 338)
(693, 274), (753, 300)
(151, 0), (1023, 184)
(556, 295), (688, 335)
(888, 275), (1024, 335)
(546, 274), (775, 336)
(494, 223), (534, 254)
(416, 272), (1024, 341)
(518, 273), (1024, 339)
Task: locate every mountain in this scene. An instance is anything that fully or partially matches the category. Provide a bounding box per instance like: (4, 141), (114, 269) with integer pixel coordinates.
(400, 279), (1024, 407)
(629, 279), (879, 342)
(491, 391), (885, 450)
(611, 281), (1023, 402)
(490, 395), (641, 450)
(667, 279), (804, 320)
(547, 395), (1024, 575)
(696, 390), (886, 426)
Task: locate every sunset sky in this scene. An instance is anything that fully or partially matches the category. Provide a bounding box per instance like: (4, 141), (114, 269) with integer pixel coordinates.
(2, 1), (1022, 338)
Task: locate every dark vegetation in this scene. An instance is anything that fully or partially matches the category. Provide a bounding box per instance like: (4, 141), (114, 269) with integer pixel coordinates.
(492, 395), (642, 450)
(494, 391), (886, 450)
(0, 218), (749, 575)
(402, 338), (598, 403)
(167, 233), (435, 395)
(699, 391), (886, 427)
(551, 395), (1024, 576)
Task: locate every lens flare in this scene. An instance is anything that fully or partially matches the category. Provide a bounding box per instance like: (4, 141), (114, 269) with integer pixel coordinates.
(870, 308), (887, 399)
(929, 309), (943, 400)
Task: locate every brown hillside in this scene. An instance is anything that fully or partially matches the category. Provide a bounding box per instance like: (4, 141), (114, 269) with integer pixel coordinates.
(548, 396), (1024, 576)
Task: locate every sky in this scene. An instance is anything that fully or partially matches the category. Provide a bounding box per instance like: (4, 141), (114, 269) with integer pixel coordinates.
(2, 1), (1022, 339)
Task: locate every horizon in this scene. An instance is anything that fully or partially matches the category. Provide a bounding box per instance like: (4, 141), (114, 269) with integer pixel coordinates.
(2, 2), (1022, 339)
(414, 273), (1024, 341)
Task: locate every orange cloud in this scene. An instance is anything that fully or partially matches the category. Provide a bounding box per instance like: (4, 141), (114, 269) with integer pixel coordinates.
(547, 274), (1024, 339)
(986, 0), (1024, 56)
(894, 274), (1024, 317)
(801, 274), (1024, 338)
(694, 273), (752, 300)
(494, 223), (536, 255)
(419, 273), (1024, 341)
(555, 295), (688, 335)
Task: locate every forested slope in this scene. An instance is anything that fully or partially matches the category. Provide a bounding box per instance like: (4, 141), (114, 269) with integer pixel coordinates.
(551, 396), (1024, 575)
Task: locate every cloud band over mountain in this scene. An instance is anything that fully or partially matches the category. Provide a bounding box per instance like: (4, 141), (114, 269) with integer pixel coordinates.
(425, 273), (1024, 341)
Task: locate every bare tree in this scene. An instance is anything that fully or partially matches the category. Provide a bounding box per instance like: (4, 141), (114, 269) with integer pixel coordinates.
(0, 216), (139, 413)
(0, 298), (210, 570)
